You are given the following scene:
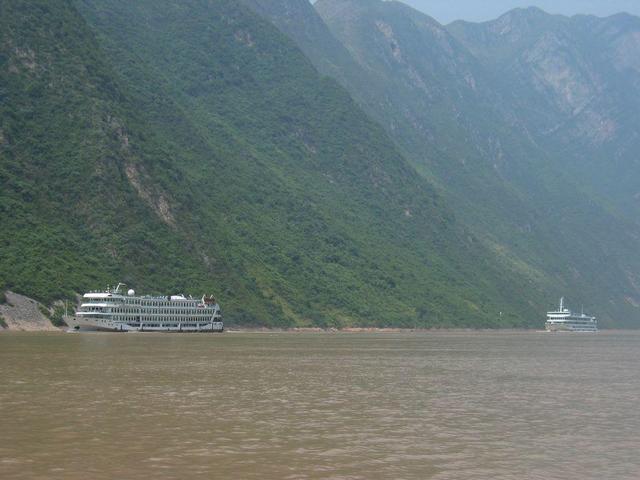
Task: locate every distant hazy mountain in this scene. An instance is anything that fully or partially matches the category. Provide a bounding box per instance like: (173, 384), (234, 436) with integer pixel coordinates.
(246, 0), (640, 326)
(449, 8), (640, 219)
(401, 0), (640, 24)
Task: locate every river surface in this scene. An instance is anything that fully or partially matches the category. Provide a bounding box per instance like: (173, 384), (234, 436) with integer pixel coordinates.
(1, 331), (639, 479)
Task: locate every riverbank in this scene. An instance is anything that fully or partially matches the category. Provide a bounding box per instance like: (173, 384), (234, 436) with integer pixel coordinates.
(0, 292), (58, 331)
(0, 323), (540, 334)
(221, 326), (540, 333)
(0, 292), (599, 333)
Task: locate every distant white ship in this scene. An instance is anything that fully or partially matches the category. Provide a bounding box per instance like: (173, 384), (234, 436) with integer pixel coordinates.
(64, 283), (223, 332)
(545, 297), (597, 332)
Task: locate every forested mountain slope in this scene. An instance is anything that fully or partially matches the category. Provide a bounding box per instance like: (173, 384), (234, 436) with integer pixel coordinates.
(0, 0), (210, 304)
(244, 0), (640, 327)
(0, 0), (539, 327)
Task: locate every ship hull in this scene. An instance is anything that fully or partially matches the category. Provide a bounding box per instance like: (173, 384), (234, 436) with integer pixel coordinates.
(64, 316), (223, 333)
(545, 322), (597, 333)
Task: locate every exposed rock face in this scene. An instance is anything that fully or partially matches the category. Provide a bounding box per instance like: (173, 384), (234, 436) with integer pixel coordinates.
(448, 8), (640, 218)
(0, 292), (57, 331)
(124, 163), (176, 227)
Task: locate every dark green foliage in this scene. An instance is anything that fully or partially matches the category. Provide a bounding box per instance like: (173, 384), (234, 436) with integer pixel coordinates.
(50, 305), (67, 327)
(0, 315), (7, 329)
(37, 304), (51, 319)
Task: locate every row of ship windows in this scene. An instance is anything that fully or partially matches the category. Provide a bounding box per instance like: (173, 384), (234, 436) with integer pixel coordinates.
(90, 299), (200, 307)
(112, 316), (213, 322)
(86, 314), (214, 321)
(85, 307), (210, 315)
(128, 323), (209, 328)
(547, 320), (595, 323)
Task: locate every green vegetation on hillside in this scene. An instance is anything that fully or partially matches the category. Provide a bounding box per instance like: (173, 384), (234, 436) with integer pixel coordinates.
(0, 0), (540, 328)
(248, 0), (640, 327)
(0, 0), (219, 305)
(50, 305), (67, 327)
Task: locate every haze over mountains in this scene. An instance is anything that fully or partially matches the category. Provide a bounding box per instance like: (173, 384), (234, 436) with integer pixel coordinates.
(398, 0), (640, 24)
(2, 0), (640, 327)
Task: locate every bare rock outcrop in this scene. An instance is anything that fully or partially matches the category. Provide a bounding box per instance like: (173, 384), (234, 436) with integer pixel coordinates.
(0, 292), (58, 331)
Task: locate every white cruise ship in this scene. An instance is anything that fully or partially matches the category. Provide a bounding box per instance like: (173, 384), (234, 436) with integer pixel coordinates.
(64, 283), (223, 332)
(545, 297), (597, 332)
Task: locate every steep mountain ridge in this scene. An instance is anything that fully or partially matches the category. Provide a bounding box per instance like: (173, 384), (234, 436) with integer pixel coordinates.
(1, 0), (539, 327)
(449, 9), (640, 219)
(245, 0), (640, 326)
(239, 0), (362, 90)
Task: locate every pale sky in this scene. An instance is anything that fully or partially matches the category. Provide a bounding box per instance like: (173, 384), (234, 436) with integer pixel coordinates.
(398, 0), (640, 24)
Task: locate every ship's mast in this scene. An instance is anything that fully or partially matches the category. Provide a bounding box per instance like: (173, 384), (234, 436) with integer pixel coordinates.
(559, 297), (564, 311)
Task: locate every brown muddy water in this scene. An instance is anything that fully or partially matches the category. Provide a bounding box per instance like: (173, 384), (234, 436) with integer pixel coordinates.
(1, 331), (639, 479)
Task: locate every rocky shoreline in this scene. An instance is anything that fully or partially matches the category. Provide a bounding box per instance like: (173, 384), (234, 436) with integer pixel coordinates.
(0, 292), (58, 331)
